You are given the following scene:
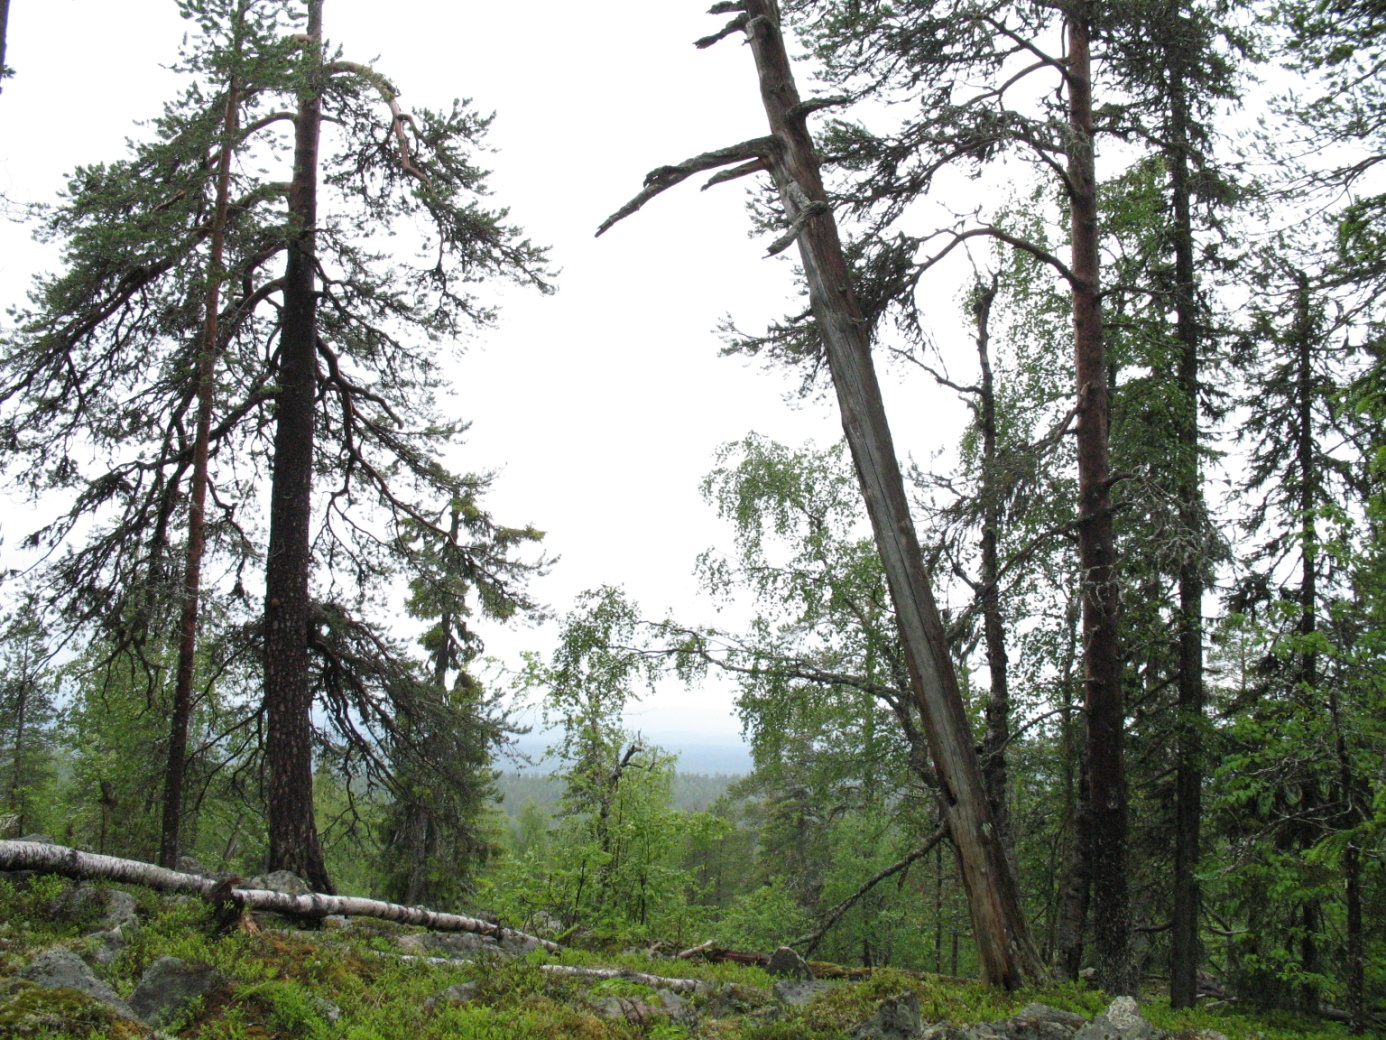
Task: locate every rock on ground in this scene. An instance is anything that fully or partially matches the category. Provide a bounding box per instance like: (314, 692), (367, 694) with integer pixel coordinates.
(594, 995), (660, 1024)
(767, 945), (815, 979)
(19, 948), (138, 1021)
(1072, 997), (1160, 1040)
(244, 870), (312, 896)
(851, 991), (923, 1040)
(921, 1002), (1089, 1040)
(774, 979), (833, 1006)
(127, 955), (226, 1028)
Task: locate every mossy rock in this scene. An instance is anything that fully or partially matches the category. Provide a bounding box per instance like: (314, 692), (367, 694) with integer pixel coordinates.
(0, 978), (148, 1038)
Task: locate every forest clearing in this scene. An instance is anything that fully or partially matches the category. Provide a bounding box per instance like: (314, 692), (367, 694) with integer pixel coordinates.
(0, 0), (1382, 1037)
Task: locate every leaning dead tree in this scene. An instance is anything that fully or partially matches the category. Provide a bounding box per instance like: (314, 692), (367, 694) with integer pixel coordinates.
(597, 0), (1044, 989)
(0, 841), (558, 952)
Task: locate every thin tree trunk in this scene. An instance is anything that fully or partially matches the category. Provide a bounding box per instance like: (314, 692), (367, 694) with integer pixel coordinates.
(264, 0), (331, 893)
(974, 277), (1011, 846)
(1167, 47), (1205, 1009)
(1056, 722), (1092, 979)
(1292, 272), (1321, 1016)
(8, 657), (29, 831)
(160, 9), (246, 870)
(741, 0), (1043, 988)
(1344, 841), (1364, 1033)
(1066, 4), (1133, 995)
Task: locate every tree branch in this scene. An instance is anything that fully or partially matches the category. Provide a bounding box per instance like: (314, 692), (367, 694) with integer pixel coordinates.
(791, 823), (949, 956)
(596, 137), (778, 237)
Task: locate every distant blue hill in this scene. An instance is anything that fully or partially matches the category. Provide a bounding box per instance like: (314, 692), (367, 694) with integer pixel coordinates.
(502, 732), (753, 777)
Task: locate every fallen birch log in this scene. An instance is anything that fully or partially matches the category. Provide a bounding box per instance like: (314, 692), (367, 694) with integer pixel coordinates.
(538, 964), (713, 994)
(0, 840), (559, 953)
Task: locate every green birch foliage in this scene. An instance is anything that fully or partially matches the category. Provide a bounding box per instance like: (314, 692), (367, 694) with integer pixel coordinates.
(59, 636), (265, 869)
(489, 587), (699, 941)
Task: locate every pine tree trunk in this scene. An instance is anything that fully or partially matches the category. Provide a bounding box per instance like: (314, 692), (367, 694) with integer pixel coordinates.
(1066, 4), (1133, 995)
(1167, 53), (1205, 1009)
(741, 0), (1043, 988)
(160, 12), (245, 870)
(264, 0), (331, 894)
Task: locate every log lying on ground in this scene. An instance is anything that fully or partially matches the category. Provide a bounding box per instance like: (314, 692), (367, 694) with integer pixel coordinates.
(0, 840), (559, 953)
(676, 940), (769, 966)
(539, 964), (713, 994)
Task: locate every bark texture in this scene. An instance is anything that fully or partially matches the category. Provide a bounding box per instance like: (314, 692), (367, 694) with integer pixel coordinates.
(1066, 4), (1133, 995)
(263, 0), (330, 893)
(0, 840), (557, 950)
(740, 0), (1043, 989)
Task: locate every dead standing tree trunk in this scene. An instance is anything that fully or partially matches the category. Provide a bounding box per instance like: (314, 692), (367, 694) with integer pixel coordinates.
(597, 0), (1044, 989)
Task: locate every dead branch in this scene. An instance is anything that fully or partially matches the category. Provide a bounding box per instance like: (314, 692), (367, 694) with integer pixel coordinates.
(791, 823), (949, 956)
(696, 13), (750, 48)
(328, 60), (427, 186)
(786, 95), (852, 122)
(766, 200), (830, 256)
(596, 137), (777, 237)
(702, 158), (768, 190)
(0, 841), (559, 952)
(915, 224), (1076, 285)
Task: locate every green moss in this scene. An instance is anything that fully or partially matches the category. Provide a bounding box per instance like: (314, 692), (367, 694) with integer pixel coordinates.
(0, 979), (146, 1039)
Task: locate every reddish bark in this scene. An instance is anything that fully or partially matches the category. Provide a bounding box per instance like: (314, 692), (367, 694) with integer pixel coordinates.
(160, 6), (247, 870)
(1065, 5), (1133, 995)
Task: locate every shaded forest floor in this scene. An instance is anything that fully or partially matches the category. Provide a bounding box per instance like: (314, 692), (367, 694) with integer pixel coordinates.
(0, 872), (1349, 1040)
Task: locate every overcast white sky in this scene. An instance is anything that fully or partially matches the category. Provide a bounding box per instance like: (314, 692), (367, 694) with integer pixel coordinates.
(0, 1), (982, 754)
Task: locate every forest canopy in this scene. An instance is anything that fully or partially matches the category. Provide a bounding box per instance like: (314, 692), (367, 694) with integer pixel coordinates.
(0, 0), (1382, 1034)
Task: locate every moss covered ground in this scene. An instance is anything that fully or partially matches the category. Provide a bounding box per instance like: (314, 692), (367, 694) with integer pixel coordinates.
(0, 874), (1350, 1040)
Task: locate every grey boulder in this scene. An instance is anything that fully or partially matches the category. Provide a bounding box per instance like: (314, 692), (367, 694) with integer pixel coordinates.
(127, 955), (226, 1027)
(921, 1003), (1088, 1040)
(19, 947), (138, 1021)
(852, 991), (923, 1040)
(766, 945), (815, 979)
(244, 870), (313, 896)
(1072, 998), (1160, 1040)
